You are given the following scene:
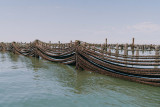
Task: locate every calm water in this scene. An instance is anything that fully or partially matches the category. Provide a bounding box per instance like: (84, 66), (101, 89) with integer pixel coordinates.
(0, 52), (160, 107)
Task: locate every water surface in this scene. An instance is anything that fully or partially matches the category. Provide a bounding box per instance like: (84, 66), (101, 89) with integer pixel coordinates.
(0, 52), (160, 107)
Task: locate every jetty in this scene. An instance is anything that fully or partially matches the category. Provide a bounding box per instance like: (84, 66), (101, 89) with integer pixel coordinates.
(0, 38), (160, 86)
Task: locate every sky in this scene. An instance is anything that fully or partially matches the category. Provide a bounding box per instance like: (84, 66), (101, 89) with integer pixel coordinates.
(0, 0), (160, 44)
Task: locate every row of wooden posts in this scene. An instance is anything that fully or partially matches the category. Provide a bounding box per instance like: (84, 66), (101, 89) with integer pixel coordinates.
(0, 38), (160, 57)
(0, 38), (160, 86)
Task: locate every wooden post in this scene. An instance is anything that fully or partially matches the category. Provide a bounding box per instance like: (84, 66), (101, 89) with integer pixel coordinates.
(124, 43), (128, 57)
(34, 40), (40, 58)
(105, 38), (107, 51)
(0, 42), (5, 51)
(88, 44), (91, 49)
(101, 44), (103, 53)
(35, 39), (39, 45)
(155, 45), (159, 68)
(120, 45), (123, 50)
(132, 38), (134, 48)
(94, 44), (96, 50)
(49, 41), (51, 48)
(75, 40), (80, 69)
(115, 44), (119, 57)
(12, 42), (18, 54)
(70, 40), (72, 47)
(93, 46), (96, 52)
(58, 41), (60, 48)
(108, 46), (111, 56)
(132, 38), (135, 56)
(83, 42), (86, 47)
(142, 45), (144, 54)
(64, 44), (66, 49)
(136, 46), (139, 58)
(155, 45), (159, 56)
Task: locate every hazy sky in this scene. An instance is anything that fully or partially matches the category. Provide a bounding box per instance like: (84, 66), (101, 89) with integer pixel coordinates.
(0, 0), (160, 44)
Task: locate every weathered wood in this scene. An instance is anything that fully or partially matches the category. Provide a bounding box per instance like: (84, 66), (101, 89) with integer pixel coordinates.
(108, 46), (111, 56)
(75, 40), (80, 69)
(115, 44), (119, 57)
(124, 43), (128, 57)
(1, 39), (160, 86)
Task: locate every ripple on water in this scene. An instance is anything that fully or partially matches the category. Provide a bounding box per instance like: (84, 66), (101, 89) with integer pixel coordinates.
(0, 52), (160, 107)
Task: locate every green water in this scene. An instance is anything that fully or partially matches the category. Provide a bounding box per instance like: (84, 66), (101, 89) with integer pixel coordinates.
(0, 52), (160, 107)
